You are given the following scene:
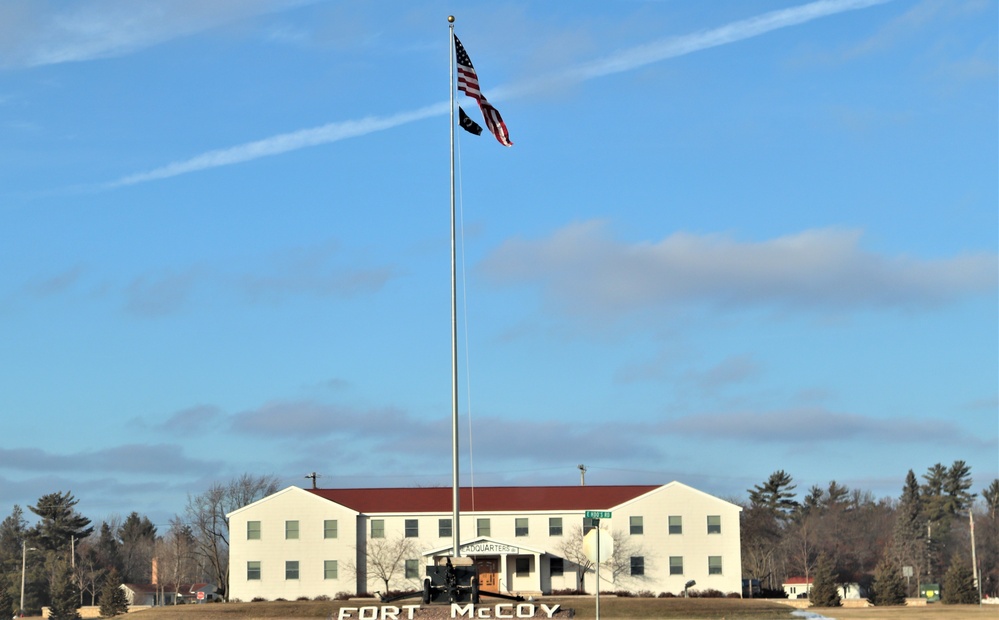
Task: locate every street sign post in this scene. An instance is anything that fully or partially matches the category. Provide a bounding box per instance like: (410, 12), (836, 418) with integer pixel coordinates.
(584, 511), (611, 620)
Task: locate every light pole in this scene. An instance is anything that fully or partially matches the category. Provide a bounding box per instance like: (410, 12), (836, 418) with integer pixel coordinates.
(20, 540), (37, 617)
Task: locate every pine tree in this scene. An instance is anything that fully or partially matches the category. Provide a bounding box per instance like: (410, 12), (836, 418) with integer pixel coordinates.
(0, 588), (14, 619)
(48, 560), (81, 620)
(808, 554), (841, 608)
(99, 569), (130, 618)
(748, 470), (799, 519)
(941, 554), (978, 604)
(28, 491), (93, 552)
(890, 470), (924, 593)
(868, 554), (907, 606)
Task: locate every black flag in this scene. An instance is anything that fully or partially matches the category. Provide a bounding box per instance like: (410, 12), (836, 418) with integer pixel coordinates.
(459, 106), (483, 136)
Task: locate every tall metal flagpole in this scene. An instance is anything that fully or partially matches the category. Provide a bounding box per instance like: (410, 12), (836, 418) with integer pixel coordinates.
(447, 14), (461, 560)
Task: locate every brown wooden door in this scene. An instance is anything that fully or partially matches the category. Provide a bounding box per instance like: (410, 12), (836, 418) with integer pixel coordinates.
(474, 558), (498, 592)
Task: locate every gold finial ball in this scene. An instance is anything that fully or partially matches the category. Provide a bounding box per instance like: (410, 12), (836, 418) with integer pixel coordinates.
(448, 15), (455, 23)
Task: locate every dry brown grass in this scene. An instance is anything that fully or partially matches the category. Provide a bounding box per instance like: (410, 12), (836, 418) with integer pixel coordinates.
(33, 599), (996, 620)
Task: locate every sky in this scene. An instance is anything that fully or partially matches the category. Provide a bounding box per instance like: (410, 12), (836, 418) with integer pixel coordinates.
(0, 0), (996, 529)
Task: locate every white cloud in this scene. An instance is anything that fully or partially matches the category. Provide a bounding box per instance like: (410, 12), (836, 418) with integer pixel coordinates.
(103, 0), (893, 186)
(478, 221), (997, 318)
(0, 0), (314, 69)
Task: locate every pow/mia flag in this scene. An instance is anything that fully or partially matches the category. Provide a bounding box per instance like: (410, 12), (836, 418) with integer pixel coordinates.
(459, 106), (483, 136)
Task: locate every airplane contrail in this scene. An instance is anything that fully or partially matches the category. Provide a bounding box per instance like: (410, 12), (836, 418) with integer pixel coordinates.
(107, 0), (891, 188)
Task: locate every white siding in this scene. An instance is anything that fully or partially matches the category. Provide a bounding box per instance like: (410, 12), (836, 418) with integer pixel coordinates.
(227, 482), (742, 600)
(228, 487), (359, 601)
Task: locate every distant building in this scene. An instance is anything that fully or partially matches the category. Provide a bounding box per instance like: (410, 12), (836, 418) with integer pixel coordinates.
(782, 577), (865, 600)
(121, 582), (218, 606)
(227, 481), (742, 601)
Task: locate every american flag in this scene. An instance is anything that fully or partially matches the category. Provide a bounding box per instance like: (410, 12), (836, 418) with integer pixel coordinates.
(454, 34), (512, 147)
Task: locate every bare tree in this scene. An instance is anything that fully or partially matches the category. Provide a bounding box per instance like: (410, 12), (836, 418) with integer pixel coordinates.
(556, 525), (595, 592)
(184, 473), (280, 601)
(555, 525), (646, 591)
(345, 536), (420, 595)
(157, 517), (200, 604)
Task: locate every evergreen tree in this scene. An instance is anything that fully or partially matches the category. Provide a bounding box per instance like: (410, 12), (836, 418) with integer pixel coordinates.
(941, 555), (978, 604)
(99, 569), (130, 618)
(0, 587), (13, 619)
(749, 470), (799, 519)
(47, 560), (81, 620)
(891, 470), (925, 593)
(808, 554), (841, 608)
(28, 491), (93, 552)
(981, 479), (999, 520)
(118, 512), (156, 583)
(868, 554), (907, 606)
(943, 461), (975, 515)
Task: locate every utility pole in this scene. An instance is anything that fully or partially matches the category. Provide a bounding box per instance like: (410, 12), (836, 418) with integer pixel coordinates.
(578, 464), (587, 486)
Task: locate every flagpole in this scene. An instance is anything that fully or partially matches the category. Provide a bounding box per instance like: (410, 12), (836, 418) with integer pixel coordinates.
(447, 14), (461, 560)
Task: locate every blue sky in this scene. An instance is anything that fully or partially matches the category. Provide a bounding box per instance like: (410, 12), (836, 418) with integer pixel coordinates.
(0, 0), (996, 527)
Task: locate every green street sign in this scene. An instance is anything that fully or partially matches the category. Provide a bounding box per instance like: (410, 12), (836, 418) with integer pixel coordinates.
(585, 510), (612, 519)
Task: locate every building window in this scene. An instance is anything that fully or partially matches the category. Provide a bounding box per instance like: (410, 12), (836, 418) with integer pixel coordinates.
(630, 516), (643, 535)
(550, 557), (563, 577)
(477, 518), (490, 537)
(630, 556), (644, 576)
(707, 515), (721, 534)
(325, 560), (338, 580)
(247, 561), (261, 580)
(285, 520), (299, 540)
(669, 556), (683, 575)
(371, 519), (385, 539)
(405, 519), (419, 538)
(582, 517), (597, 533)
(708, 556), (722, 575)
(515, 558), (530, 577)
(515, 518), (529, 537)
(668, 515), (682, 535)
(405, 559), (419, 579)
(285, 560), (299, 580)
(324, 520), (338, 539)
(549, 517), (563, 536)
(247, 521), (261, 540)
(439, 518), (452, 537)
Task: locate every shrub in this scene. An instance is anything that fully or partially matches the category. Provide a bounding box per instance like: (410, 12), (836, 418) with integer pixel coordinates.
(868, 555), (907, 606)
(942, 555), (979, 605)
(809, 554), (842, 608)
(335, 592), (354, 601)
(551, 589), (584, 596)
(689, 589), (724, 598)
(725, 592), (742, 598)
(658, 592), (675, 598)
(314, 595), (331, 601)
(296, 596), (310, 601)
(634, 590), (656, 598)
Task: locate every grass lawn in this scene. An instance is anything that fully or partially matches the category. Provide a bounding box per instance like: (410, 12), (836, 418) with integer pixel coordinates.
(34, 599), (995, 620)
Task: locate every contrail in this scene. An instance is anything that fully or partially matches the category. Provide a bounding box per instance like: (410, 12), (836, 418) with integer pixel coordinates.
(107, 0), (891, 188)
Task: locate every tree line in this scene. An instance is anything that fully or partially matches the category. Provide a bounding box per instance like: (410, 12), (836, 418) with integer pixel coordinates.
(740, 461), (998, 605)
(2, 464), (996, 615)
(0, 474), (279, 617)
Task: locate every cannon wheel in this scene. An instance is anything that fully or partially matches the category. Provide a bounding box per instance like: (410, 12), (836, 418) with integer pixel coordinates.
(422, 578), (432, 605)
(471, 576), (480, 604)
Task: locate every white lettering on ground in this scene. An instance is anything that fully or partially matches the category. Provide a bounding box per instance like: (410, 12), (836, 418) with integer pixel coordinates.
(340, 603), (562, 619)
(449, 603), (561, 618)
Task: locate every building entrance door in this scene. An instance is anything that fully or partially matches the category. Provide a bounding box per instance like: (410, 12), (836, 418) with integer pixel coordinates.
(474, 558), (499, 593)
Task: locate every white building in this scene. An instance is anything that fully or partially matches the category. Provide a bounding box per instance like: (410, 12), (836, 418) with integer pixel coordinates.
(227, 482), (742, 602)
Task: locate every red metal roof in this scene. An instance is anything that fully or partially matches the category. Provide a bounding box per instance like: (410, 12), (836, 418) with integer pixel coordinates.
(784, 577), (814, 585)
(307, 485), (659, 514)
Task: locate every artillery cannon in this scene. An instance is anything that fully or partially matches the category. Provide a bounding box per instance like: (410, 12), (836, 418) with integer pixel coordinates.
(380, 556), (524, 605)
